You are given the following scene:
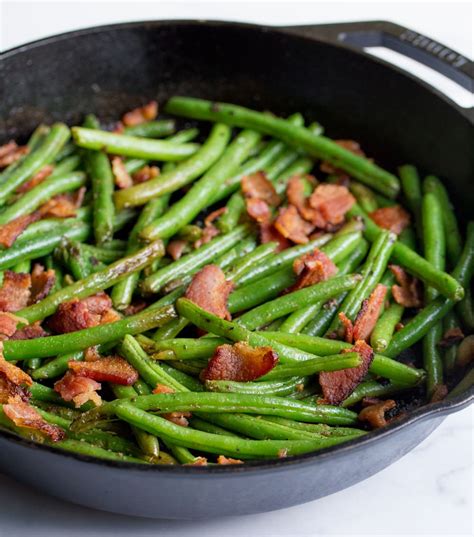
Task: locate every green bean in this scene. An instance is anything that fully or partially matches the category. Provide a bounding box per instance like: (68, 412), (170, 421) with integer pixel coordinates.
(12, 259), (31, 274)
(349, 181), (378, 213)
(448, 368), (474, 399)
(237, 274), (360, 330)
(3, 305), (175, 361)
(370, 303), (404, 353)
(341, 380), (405, 407)
(167, 127), (200, 144)
(80, 243), (126, 263)
(141, 336), (227, 361)
(72, 126), (199, 161)
(114, 123), (230, 209)
(30, 382), (73, 406)
(347, 203), (464, 301)
(49, 154), (81, 177)
(113, 208), (138, 232)
(442, 310), (461, 372)
(134, 378), (152, 395)
(273, 157), (314, 196)
(18, 239), (164, 323)
(399, 165), (422, 236)
(152, 317), (189, 341)
(233, 235), (332, 287)
(260, 331), (425, 386)
(188, 417), (240, 437)
(111, 195), (170, 309)
(398, 227), (417, 249)
(205, 377), (307, 396)
(386, 222), (474, 358)
(165, 97), (400, 197)
(56, 238), (103, 280)
(424, 175), (462, 266)
(140, 129), (261, 241)
(31, 352), (84, 380)
(423, 323), (444, 399)
(115, 402), (355, 459)
(158, 363), (204, 392)
(141, 225), (248, 294)
(226, 242), (278, 282)
(422, 191), (446, 301)
(456, 287), (474, 332)
(55, 438), (145, 463)
(261, 417), (363, 437)
(124, 119), (176, 138)
(0, 221), (90, 271)
(82, 114), (116, 245)
(0, 123), (70, 206)
(116, 392), (359, 426)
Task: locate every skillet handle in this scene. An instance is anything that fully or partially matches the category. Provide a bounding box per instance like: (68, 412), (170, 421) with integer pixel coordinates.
(280, 21), (474, 91)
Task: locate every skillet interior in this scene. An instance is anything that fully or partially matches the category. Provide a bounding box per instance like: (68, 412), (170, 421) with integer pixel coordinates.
(0, 20), (472, 518)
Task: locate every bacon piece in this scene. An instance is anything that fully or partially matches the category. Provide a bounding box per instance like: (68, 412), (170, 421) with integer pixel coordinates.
(54, 371), (102, 407)
(438, 327), (464, 348)
(0, 342), (33, 403)
(122, 101), (158, 126)
(84, 346), (101, 362)
(259, 221), (291, 252)
(185, 265), (234, 320)
(352, 284), (387, 342)
(167, 240), (188, 261)
(246, 198), (272, 223)
(0, 271), (31, 312)
(0, 212), (42, 248)
(319, 340), (374, 405)
(0, 312), (25, 338)
(242, 172), (280, 206)
(370, 206), (410, 235)
(389, 265), (423, 308)
(10, 322), (48, 340)
(69, 356), (138, 385)
(338, 312), (354, 344)
(122, 301), (147, 316)
(204, 207), (227, 227)
(0, 141), (29, 168)
(192, 208), (226, 249)
(202, 342), (278, 382)
(16, 165), (54, 194)
(186, 457), (208, 466)
(290, 249), (337, 291)
(132, 165), (159, 184)
(274, 205), (315, 244)
(217, 455), (243, 465)
(286, 175), (325, 227)
(430, 384), (448, 403)
(359, 399), (396, 428)
(39, 188), (85, 218)
(152, 384), (191, 427)
(309, 184), (355, 226)
(47, 292), (118, 334)
(29, 264), (56, 304)
(3, 399), (65, 441)
(111, 156), (133, 189)
(320, 140), (365, 175)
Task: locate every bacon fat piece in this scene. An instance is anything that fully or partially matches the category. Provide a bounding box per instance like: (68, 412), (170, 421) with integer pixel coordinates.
(69, 356), (139, 385)
(389, 265), (423, 308)
(54, 371), (102, 408)
(359, 399), (396, 428)
(290, 249), (337, 291)
(352, 284), (387, 342)
(370, 206), (411, 235)
(319, 340), (374, 405)
(309, 184), (356, 227)
(122, 101), (158, 126)
(201, 342), (278, 382)
(0, 272), (31, 312)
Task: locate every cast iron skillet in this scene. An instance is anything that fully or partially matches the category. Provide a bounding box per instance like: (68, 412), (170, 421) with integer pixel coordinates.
(0, 20), (473, 519)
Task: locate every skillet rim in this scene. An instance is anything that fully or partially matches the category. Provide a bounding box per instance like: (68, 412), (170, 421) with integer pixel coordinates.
(0, 19), (472, 474)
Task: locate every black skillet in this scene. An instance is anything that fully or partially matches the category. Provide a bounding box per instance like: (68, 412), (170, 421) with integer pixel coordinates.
(0, 20), (473, 519)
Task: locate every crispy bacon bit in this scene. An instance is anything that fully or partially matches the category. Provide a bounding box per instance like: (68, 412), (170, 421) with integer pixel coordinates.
(0, 271), (31, 312)
(29, 264), (56, 304)
(167, 240), (188, 261)
(10, 322), (48, 340)
(47, 292), (118, 334)
(286, 175), (325, 227)
(40, 188), (85, 218)
(16, 165), (54, 194)
(84, 346), (101, 362)
(319, 340), (374, 405)
(309, 184), (355, 226)
(320, 140), (365, 175)
(259, 221), (291, 252)
(0, 342), (32, 403)
(186, 457), (208, 466)
(0, 141), (29, 168)
(132, 165), (159, 184)
(246, 198), (272, 223)
(194, 225), (220, 249)
(430, 384), (448, 403)
(274, 205), (315, 244)
(54, 371), (102, 407)
(353, 284), (387, 342)
(370, 206), (410, 235)
(202, 342), (278, 382)
(217, 455), (243, 465)
(0, 312), (25, 338)
(152, 384), (191, 427)
(242, 172), (280, 206)
(185, 265), (234, 320)
(111, 156), (133, 189)
(290, 249), (337, 291)
(3, 399), (65, 441)
(438, 327), (464, 348)
(0, 212), (42, 248)
(204, 207), (227, 227)
(278, 448), (289, 458)
(122, 101), (158, 126)
(69, 356), (138, 385)
(359, 399), (396, 428)
(122, 301), (147, 316)
(338, 312), (354, 344)
(389, 265), (423, 308)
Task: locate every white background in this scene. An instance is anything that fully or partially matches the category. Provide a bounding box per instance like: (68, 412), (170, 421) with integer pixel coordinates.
(0, 1), (473, 536)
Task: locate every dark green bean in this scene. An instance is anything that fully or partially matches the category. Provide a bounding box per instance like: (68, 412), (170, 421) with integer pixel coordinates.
(124, 119), (176, 138)
(204, 377), (307, 397)
(341, 380), (405, 407)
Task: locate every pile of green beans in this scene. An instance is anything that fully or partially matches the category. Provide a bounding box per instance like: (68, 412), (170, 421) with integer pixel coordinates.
(0, 97), (471, 467)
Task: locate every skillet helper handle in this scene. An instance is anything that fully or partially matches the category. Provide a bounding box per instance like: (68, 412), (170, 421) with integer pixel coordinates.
(281, 21), (474, 91)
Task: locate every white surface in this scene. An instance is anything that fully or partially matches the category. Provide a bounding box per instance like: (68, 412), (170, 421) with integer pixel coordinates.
(0, 1), (473, 536)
